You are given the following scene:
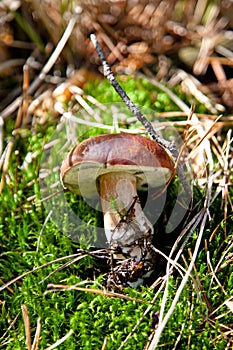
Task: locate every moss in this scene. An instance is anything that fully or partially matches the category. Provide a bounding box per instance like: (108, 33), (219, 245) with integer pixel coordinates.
(0, 75), (232, 349)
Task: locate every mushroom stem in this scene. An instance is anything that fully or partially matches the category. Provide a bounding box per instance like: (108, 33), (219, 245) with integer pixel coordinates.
(99, 172), (154, 260)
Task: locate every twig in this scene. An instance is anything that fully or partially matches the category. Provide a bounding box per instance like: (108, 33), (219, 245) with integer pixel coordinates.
(90, 33), (192, 201)
(90, 34), (171, 148)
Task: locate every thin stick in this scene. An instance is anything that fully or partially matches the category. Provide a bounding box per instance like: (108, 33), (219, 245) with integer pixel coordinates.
(90, 34), (192, 199)
(90, 34), (171, 148)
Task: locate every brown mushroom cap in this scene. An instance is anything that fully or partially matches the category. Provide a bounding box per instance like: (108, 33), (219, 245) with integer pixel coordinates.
(61, 133), (174, 198)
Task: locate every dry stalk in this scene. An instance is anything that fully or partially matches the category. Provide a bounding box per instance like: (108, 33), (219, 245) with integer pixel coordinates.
(36, 210), (53, 252)
(181, 253), (208, 310)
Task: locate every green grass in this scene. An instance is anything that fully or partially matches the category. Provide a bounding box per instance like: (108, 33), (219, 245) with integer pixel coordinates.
(0, 76), (232, 349)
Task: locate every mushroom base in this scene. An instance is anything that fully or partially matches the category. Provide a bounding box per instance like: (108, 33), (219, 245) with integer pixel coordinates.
(99, 172), (154, 262)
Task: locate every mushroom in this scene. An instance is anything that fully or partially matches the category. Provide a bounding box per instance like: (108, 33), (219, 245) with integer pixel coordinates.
(60, 133), (174, 266)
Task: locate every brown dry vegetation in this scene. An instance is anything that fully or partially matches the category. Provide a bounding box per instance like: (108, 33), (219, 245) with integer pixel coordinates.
(1, 0), (233, 114)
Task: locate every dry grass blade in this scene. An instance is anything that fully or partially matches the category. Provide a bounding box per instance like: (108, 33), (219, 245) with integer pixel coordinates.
(46, 284), (151, 305)
(101, 337), (108, 350)
(0, 253), (88, 292)
(147, 209), (208, 349)
(172, 321), (186, 350)
(209, 229), (233, 274)
(31, 318), (42, 350)
(186, 249), (212, 312)
(38, 253), (89, 284)
(169, 69), (224, 113)
(21, 304), (41, 350)
(188, 115), (222, 157)
(44, 329), (74, 350)
(21, 304), (32, 350)
(118, 284), (165, 350)
(36, 210), (53, 252)
(139, 69), (214, 175)
(0, 139), (14, 194)
(207, 251), (226, 295)
(0, 312), (20, 346)
(1, 13), (77, 120)
(0, 116), (3, 157)
(224, 299), (233, 314)
(146, 163), (214, 349)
